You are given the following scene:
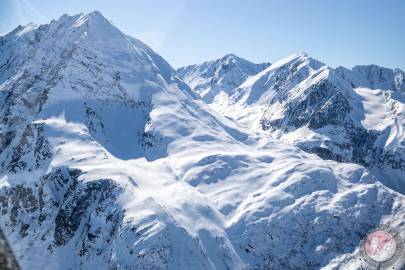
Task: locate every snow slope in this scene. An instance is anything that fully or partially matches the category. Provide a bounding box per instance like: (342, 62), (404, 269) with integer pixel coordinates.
(335, 65), (405, 92)
(177, 54), (270, 103)
(184, 52), (405, 194)
(0, 12), (404, 270)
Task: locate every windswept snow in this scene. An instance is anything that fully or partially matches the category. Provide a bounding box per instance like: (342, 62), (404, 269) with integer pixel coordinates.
(180, 51), (405, 195)
(0, 11), (404, 270)
(177, 54), (270, 104)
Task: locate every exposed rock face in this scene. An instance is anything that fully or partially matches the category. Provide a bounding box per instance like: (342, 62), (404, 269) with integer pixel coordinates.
(177, 54), (270, 103)
(183, 52), (405, 194)
(1, 123), (51, 174)
(335, 65), (405, 92)
(0, 228), (20, 270)
(0, 11), (250, 269)
(260, 80), (352, 131)
(1, 12), (405, 270)
(0, 167), (123, 256)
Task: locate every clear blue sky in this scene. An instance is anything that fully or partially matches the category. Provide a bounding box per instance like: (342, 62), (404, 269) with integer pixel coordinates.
(1, 0), (404, 69)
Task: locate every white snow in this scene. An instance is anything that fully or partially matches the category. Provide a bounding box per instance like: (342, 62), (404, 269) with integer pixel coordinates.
(0, 11), (404, 270)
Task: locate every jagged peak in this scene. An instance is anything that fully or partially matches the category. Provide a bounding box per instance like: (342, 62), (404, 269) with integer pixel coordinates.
(212, 53), (245, 62)
(215, 53), (270, 67)
(3, 11), (116, 41)
(221, 53), (238, 60)
(89, 10), (104, 17)
(352, 64), (394, 74)
(335, 63), (405, 91)
(21, 11), (118, 41)
(296, 51), (308, 58)
(72, 10), (112, 28)
(2, 22), (38, 39)
(178, 53), (268, 72)
(256, 53), (326, 79)
(218, 53), (256, 64)
(0, 11), (174, 85)
(337, 63), (404, 75)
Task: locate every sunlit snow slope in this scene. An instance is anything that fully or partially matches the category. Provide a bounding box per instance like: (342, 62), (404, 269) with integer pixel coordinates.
(177, 54), (270, 104)
(179, 53), (405, 194)
(1, 12), (404, 270)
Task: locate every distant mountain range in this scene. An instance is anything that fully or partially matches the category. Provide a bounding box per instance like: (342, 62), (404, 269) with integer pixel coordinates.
(177, 53), (405, 193)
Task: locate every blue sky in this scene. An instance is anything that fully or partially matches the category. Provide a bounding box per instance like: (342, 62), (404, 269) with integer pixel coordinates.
(1, 0), (404, 69)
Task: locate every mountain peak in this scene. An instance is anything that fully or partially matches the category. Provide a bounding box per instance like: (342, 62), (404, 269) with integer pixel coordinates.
(217, 53), (269, 68)
(262, 53), (326, 77)
(89, 10), (104, 17)
(68, 11), (114, 31)
(221, 53), (238, 60)
(2, 11), (405, 270)
(76, 10), (110, 24)
(299, 51), (308, 57)
(177, 54), (270, 102)
(335, 64), (405, 91)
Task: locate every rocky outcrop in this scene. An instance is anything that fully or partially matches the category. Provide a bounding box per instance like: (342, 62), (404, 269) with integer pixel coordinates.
(177, 54), (270, 103)
(335, 65), (405, 92)
(184, 53), (405, 193)
(0, 228), (20, 270)
(0, 167), (124, 264)
(1, 11), (405, 270)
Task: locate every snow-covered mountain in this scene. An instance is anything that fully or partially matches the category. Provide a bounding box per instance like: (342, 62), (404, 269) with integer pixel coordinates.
(177, 54), (270, 103)
(335, 65), (405, 92)
(183, 52), (405, 194)
(1, 12), (405, 270)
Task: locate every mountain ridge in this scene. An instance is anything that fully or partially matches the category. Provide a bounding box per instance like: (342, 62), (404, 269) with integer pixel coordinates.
(181, 52), (405, 194)
(177, 54), (270, 103)
(1, 11), (405, 270)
